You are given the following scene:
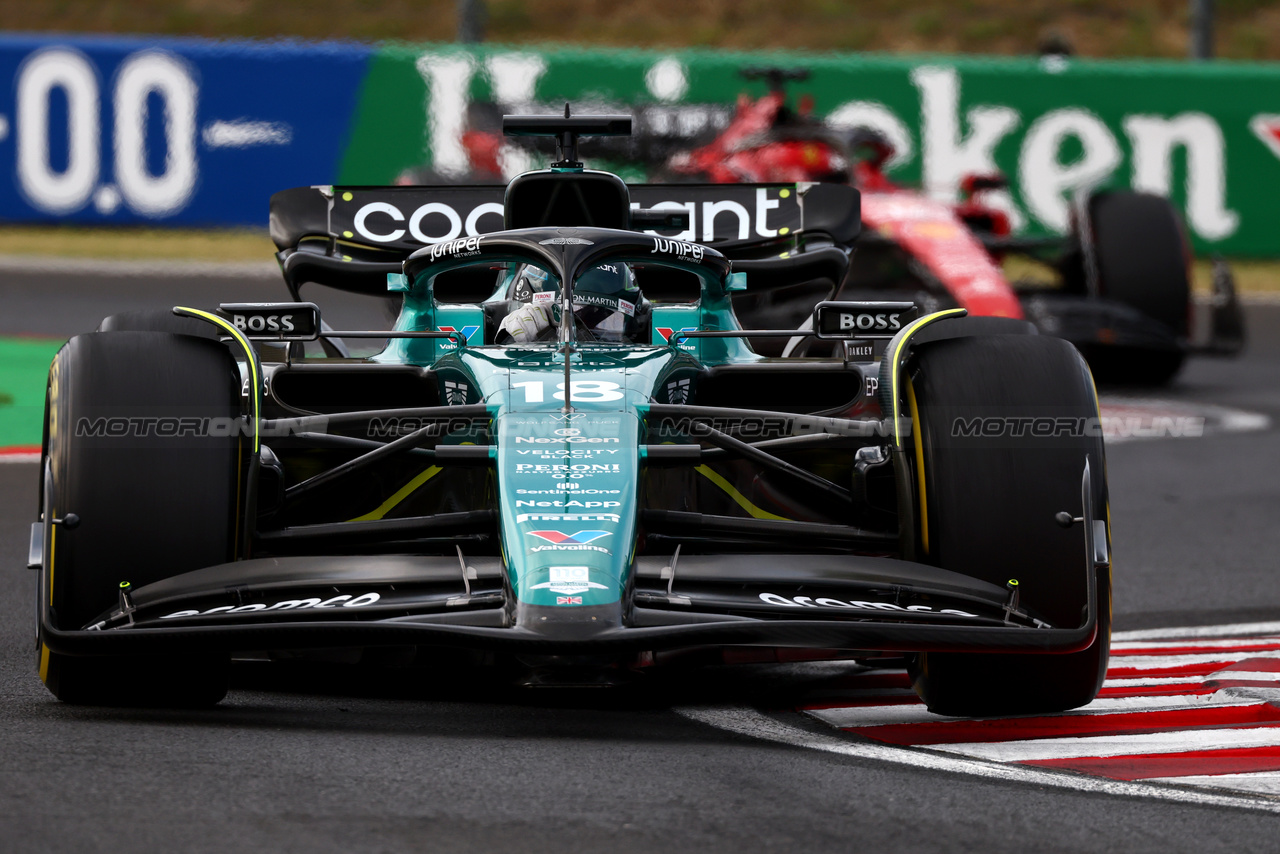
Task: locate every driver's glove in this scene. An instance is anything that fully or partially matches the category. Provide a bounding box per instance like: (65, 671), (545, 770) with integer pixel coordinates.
(498, 303), (553, 343)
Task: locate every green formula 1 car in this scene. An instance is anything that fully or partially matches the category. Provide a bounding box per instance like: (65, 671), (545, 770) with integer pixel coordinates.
(30, 114), (1111, 716)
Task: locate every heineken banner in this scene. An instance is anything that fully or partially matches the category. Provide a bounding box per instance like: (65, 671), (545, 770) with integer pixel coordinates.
(1, 33), (1279, 255)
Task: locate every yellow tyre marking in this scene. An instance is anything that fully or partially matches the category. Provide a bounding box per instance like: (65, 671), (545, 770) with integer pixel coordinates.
(906, 377), (930, 555)
(233, 440), (243, 559)
(888, 308), (967, 447)
(172, 307), (261, 452)
(39, 644), (50, 684)
(47, 523), (55, 606)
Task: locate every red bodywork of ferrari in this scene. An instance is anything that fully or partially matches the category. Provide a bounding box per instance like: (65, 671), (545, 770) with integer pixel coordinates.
(664, 88), (1027, 319)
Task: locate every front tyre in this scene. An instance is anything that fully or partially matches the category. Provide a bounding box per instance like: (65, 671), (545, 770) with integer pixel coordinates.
(906, 332), (1111, 716)
(39, 331), (240, 706)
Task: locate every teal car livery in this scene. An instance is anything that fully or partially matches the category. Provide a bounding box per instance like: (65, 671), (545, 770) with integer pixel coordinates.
(31, 115), (1112, 716)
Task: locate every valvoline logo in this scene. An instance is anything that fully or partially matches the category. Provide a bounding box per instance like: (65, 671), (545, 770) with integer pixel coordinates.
(528, 530), (610, 545)
(656, 327), (698, 350)
(438, 325), (481, 349)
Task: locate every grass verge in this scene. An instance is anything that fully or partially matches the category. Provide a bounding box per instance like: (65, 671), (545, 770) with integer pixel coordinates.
(0, 337), (63, 449)
(0, 226), (276, 263)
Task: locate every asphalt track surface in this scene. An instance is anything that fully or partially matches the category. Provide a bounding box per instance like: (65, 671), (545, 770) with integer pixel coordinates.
(3, 268), (1280, 853)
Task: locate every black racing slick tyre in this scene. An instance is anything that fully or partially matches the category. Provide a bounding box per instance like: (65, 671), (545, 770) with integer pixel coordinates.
(1085, 190), (1191, 384)
(38, 331), (240, 706)
(906, 334), (1111, 717)
(96, 309), (220, 339)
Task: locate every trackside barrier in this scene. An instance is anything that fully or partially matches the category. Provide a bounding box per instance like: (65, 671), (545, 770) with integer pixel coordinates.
(1, 34), (1279, 255)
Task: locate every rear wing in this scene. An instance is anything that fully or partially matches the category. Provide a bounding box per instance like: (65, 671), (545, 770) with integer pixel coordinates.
(269, 182), (858, 296)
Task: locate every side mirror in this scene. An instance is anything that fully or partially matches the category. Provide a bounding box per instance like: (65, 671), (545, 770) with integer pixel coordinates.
(632, 208), (691, 232)
(813, 301), (917, 339)
(216, 302), (321, 341)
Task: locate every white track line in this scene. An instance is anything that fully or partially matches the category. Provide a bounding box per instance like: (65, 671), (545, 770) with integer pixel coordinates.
(1113, 639), (1280, 652)
(0, 453), (39, 464)
(1102, 674), (1218, 687)
(1115, 623), (1280, 642)
(804, 703), (932, 729)
(1144, 772), (1280, 796)
(674, 706), (1280, 812)
(684, 624), (1280, 810)
(806, 696), (1263, 731)
(1207, 672), (1280, 682)
(1109, 651), (1280, 670)
(930, 726), (1280, 762)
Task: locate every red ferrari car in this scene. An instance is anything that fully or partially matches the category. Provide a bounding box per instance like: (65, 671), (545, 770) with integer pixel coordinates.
(661, 68), (1244, 382)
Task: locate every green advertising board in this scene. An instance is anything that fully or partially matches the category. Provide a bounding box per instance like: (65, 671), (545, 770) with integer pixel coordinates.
(340, 45), (1280, 257)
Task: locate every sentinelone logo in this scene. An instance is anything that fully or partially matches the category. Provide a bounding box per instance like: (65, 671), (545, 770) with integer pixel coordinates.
(952, 415), (1205, 439)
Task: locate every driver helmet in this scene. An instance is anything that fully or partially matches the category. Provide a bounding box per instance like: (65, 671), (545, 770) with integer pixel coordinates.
(511, 262), (642, 342)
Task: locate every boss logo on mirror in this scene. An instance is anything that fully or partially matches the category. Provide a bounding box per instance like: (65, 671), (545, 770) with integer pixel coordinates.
(217, 302), (320, 340)
(232, 314), (294, 332)
(840, 313), (901, 331)
(814, 301), (917, 339)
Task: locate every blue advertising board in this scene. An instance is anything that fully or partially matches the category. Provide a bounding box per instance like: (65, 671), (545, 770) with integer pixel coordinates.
(0, 34), (371, 227)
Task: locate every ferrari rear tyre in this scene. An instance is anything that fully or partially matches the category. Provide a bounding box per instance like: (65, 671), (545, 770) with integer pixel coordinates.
(1085, 190), (1190, 384)
(906, 332), (1111, 716)
(38, 330), (240, 706)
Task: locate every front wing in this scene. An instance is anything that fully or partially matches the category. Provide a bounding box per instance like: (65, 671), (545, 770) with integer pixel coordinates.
(41, 551), (1101, 658)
